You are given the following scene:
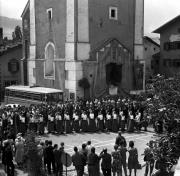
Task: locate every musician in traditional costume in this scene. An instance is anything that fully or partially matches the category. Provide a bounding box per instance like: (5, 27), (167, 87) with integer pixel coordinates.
(38, 114), (45, 135)
(127, 110), (135, 132)
(88, 109), (96, 132)
(105, 111), (112, 132)
(47, 113), (55, 133)
(134, 110), (141, 131)
(73, 111), (80, 133)
(19, 113), (26, 135)
(64, 111), (72, 134)
(119, 109), (126, 132)
(112, 109), (118, 132)
(28, 115), (36, 132)
(81, 110), (88, 132)
(55, 112), (64, 134)
(97, 111), (104, 132)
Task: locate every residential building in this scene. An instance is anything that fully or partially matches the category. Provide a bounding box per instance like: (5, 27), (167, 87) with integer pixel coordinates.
(0, 29), (22, 100)
(154, 15), (180, 77)
(143, 36), (160, 80)
(21, 0), (144, 100)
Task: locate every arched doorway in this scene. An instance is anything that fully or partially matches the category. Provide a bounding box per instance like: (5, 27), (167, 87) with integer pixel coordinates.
(106, 63), (122, 85)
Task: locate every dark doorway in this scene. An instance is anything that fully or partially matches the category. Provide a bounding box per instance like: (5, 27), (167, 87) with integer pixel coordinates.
(106, 63), (122, 85)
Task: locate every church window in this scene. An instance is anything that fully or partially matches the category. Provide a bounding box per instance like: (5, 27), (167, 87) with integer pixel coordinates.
(109, 7), (118, 20)
(44, 42), (55, 79)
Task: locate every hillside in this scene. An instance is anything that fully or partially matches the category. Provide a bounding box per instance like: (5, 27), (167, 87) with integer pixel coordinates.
(0, 16), (22, 39)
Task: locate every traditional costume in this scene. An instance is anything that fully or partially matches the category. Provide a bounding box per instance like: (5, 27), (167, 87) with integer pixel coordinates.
(81, 111), (88, 132)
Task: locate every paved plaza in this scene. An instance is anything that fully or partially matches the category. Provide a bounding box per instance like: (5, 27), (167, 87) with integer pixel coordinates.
(37, 130), (156, 176)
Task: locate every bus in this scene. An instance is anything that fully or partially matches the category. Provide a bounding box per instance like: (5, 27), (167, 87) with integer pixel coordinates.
(4, 85), (63, 106)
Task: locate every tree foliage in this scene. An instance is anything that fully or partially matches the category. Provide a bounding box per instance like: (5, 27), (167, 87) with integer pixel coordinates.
(78, 78), (90, 89)
(24, 131), (44, 176)
(142, 74), (180, 164)
(12, 25), (22, 41)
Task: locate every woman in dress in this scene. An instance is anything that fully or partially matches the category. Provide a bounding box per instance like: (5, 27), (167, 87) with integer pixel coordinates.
(112, 109), (119, 132)
(105, 111), (112, 132)
(64, 111), (72, 134)
(128, 141), (138, 176)
(38, 114), (44, 135)
(88, 109), (96, 132)
(55, 111), (64, 134)
(119, 109), (126, 132)
(73, 111), (80, 133)
(81, 110), (88, 132)
(97, 111), (104, 132)
(15, 136), (25, 168)
(111, 144), (122, 176)
(127, 111), (135, 132)
(47, 113), (55, 133)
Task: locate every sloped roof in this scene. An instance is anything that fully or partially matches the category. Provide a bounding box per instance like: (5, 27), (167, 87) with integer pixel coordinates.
(153, 15), (180, 33)
(144, 36), (160, 47)
(21, 0), (30, 18)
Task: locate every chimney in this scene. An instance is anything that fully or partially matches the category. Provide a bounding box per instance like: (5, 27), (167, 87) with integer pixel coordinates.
(0, 28), (3, 45)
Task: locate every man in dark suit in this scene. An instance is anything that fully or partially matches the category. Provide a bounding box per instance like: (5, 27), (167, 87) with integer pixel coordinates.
(87, 147), (100, 176)
(46, 140), (55, 174)
(72, 146), (86, 176)
(118, 141), (128, 176)
(115, 131), (127, 147)
(99, 148), (112, 176)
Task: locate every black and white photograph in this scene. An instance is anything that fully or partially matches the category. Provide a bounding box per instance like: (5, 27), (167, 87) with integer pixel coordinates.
(0, 0), (180, 175)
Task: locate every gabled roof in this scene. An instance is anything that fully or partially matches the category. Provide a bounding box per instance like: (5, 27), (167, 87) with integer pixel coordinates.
(21, 0), (30, 18)
(153, 15), (180, 33)
(144, 36), (160, 47)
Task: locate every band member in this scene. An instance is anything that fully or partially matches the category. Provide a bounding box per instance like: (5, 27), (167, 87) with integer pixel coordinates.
(29, 115), (37, 132)
(81, 110), (88, 132)
(127, 111), (134, 132)
(88, 109), (96, 132)
(105, 111), (112, 132)
(19, 114), (26, 135)
(47, 114), (55, 134)
(73, 111), (80, 133)
(112, 109), (118, 132)
(38, 114), (44, 135)
(120, 109), (126, 132)
(64, 111), (72, 134)
(55, 112), (64, 134)
(97, 111), (104, 132)
(134, 110), (141, 131)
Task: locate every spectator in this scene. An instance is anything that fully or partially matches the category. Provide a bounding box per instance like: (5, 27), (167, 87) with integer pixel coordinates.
(46, 140), (55, 175)
(128, 141), (138, 176)
(43, 140), (49, 171)
(87, 147), (100, 176)
(118, 141), (128, 176)
(72, 146), (86, 176)
(115, 131), (127, 147)
(79, 143), (88, 164)
(15, 136), (24, 168)
(53, 144), (63, 176)
(112, 144), (122, 176)
(144, 140), (154, 176)
(99, 148), (112, 176)
(86, 140), (92, 155)
(4, 142), (14, 176)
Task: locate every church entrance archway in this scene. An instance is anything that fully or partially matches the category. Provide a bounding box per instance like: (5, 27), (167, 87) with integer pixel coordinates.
(106, 63), (122, 86)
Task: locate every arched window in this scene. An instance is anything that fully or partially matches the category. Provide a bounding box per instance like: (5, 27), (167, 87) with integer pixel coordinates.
(44, 42), (55, 79)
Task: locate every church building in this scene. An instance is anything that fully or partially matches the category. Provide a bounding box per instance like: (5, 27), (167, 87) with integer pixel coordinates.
(21, 0), (144, 100)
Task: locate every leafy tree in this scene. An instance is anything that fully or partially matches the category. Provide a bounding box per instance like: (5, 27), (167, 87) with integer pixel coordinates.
(78, 78), (90, 98)
(24, 131), (45, 176)
(12, 25), (22, 41)
(142, 74), (180, 166)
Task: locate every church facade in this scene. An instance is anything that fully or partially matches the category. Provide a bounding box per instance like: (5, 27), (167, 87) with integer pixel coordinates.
(21, 0), (144, 100)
